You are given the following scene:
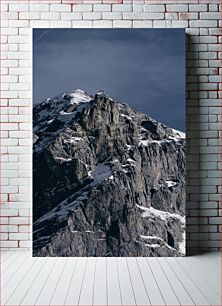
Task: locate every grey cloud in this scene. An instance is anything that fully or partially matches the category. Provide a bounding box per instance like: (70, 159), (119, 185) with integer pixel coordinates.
(33, 29), (185, 131)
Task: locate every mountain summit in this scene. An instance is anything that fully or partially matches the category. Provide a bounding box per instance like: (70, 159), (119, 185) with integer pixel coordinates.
(33, 89), (186, 257)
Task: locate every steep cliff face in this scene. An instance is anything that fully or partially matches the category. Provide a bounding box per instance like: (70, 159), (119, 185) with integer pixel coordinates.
(33, 89), (186, 257)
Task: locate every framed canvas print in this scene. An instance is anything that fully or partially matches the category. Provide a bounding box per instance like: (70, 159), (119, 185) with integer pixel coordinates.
(33, 29), (185, 257)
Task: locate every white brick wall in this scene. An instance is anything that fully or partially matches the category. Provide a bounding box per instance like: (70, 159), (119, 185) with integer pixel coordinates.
(0, 0), (221, 254)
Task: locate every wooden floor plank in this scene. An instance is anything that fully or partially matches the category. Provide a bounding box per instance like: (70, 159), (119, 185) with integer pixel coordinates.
(176, 257), (221, 305)
(107, 258), (122, 306)
(146, 258), (180, 305)
(157, 258), (195, 305)
(127, 257), (150, 306)
(184, 256), (220, 295)
(5, 258), (46, 305)
(137, 258), (165, 305)
(166, 257), (210, 305)
(2, 252), (22, 273)
(35, 258), (67, 306)
(1, 257), (37, 305)
(93, 257), (107, 306)
(2, 253), (29, 289)
(117, 257), (136, 305)
(20, 258), (57, 305)
(50, 258), (78, 305)
(64, 257), (87, 306)
(0, 251), (14, 263)
(194, 253), (220, 275)
(78, 257), (96, 306)
(1, 251), (220, 306)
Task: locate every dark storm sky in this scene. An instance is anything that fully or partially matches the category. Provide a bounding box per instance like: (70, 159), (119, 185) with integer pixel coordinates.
(33, 29), (185, 131)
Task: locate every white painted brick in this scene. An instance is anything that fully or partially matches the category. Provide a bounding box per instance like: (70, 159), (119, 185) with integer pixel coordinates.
(8, 36), (29, 44)
(30, 20), (50, 28)
(0, 216), (9, 226)
(9, 3), (29, 12)
(133, 5), (143, 12)
(1, 59), (18, 68)
(209, 4), (219, 12)
(19, 209), (29, 217)
(94, 4), (111, 12)
(10, 83), (29, 91)
(61, 12), (82, 20)
(50, 21), (72, 28)
(19, 75), (30, 83)
(8, 146), (29, 154)
(19, 123), (30, 131)
(1, 91), (18, 99)
(113, 20), (132, 28)
(166, 5), (188, 12)
(1, 241), (18, 248)
(10, 193), (30, 202)
(172, 20), (188, 28)
(1, 208), (18, 216)
(189, 4), (207, 12)
(19, 12), (40, 19)
(165, 13), (178, 20)
(93, 20), (112, 28)
(1, 233), (9, 240)
(143, 5), (165, 12)
(83, 12), (102, 20)
(1, 225), (18, 233)
(9, 99), (29, 107)
(8, 51), (29, 59)
(9, 115), (29, 123)
(19, 154), (31, 162)
(1, 83), (10, 90)
(2, 170), (18, 178)
(199, 36), (217, 44)
(72, 20), (93, 28)
(2, 28), (18, 36)
(10, 178), (30, 186)
(179, 12), (198, 20)
(9, 67), (31, 75)
(1, 138), (18, 146)
(123, 12), (164, 19)
(8, 44), (19, 51)
(19, 241), (30, 248)
(153, 20), (172, 28)
(1, 44), (9, 52)
(210, 28), (221, 35)
(1, 131), (9, 139)
(142, 20), (153, 28)
(73, 4), (92, 12)
(199, 52), (217, 60)
(50, 4), (71, 12)
(30, 4), (49, 12)
(209, 60), (221, 67)
(9, 20), (29, 28)
(19, 226), (30, 233)
(0, 67), (8, 75)
(200, 12), (221, 20)
(19, 91), (32, 99)
(1, 4), (8, 12)
(40, 12), (60, 20)
(189, 20), (218, 28)
(112, 4), (132, 11)
(9, 233), (29, 240)
(132, 20), (143, 28)
(18, 162), (30, 170)
(102, 12), (122, 20)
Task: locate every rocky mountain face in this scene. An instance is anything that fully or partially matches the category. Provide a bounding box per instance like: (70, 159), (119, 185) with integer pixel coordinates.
(33, 89), (186, 257)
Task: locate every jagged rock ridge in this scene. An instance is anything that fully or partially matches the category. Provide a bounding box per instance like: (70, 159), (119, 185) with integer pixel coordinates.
(33, 89), (186, 257)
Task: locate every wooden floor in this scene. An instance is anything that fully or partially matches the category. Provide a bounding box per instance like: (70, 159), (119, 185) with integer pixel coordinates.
(1, 251), (220, 306)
